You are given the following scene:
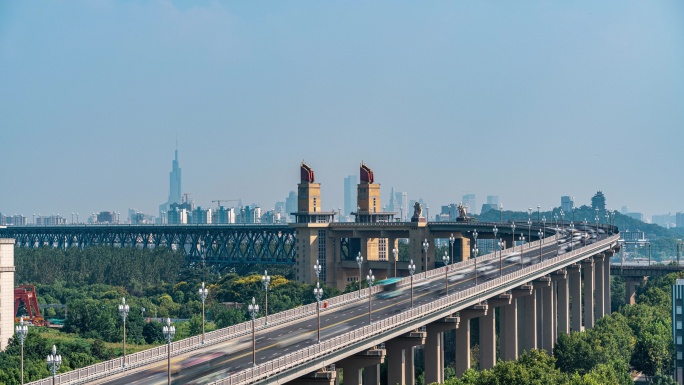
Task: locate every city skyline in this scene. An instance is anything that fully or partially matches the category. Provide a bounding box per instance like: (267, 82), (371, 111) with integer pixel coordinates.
(1, 1), (682, 219)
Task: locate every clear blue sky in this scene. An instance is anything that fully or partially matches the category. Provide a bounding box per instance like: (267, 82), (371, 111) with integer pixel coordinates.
(1, 1), (682, 220)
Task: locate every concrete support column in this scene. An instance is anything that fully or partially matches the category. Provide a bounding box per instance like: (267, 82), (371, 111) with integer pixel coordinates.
(541, 284), (554, 353)
(344, 366), (363, 385)
(425, 317), (459, 385)
(387, 350), (404, 385)
(363, 365), (380, 385)
(568, 265), (582, 332)
(425, 331), (444, 384)
(455, 305), (486, 377)
(385, 331), (425, 385)
(594, 255), (605, 320)
(479, 309), (496, 370)
(556, 276), (569, 336)
(455, 319), (470, 377)
(582, 259), (595, 329)
(337, 349), (385, 385)
(604, 252), (612, 313)
(521, 290), (537, 352)
(500, 299), (518, 361)
(405, 347), (415, 385)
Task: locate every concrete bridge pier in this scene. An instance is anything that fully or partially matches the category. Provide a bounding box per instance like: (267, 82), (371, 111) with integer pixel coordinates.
(536, 276), (554, 353)
(594, 254), (606, 319)
(424, 316), (460, 385)
(582, 258), (595, 329)
(567, 264), (582, 332)
(336, 348), (385, 385)
(604, 250), (614, 312)
(385, 330), (425, 385)
(625, 276), (648, 305)
(480, 294), (512, 370)
(455, 304), (487, 377)
(501, 285), (532, 361)
(555, 271), (570, 337)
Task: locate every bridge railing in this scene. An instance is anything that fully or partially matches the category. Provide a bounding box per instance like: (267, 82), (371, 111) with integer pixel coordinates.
(208, 234), (618, 385)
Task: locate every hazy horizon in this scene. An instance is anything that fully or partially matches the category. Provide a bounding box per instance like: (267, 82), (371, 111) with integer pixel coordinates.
(1, 1), (682, 220)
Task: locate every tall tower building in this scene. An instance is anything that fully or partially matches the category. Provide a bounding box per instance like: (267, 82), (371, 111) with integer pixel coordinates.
(168, 148), (182, 205)
(343, 175), (357, 221)
(159, 148), (183, 220)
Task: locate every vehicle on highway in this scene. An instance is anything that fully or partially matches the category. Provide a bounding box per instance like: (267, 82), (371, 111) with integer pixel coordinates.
(377, 277), (405, 299)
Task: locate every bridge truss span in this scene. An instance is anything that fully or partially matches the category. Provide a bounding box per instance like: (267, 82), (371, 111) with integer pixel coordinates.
(2, 225), (296, 266)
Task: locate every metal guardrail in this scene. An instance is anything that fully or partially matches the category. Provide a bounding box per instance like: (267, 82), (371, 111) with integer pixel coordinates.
(208, 234), (618, 385)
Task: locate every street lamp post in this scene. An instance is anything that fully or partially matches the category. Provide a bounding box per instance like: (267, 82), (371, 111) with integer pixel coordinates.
(392, 247), (398, 277)
(422, 239), (429, 267)
(199, 282), (209, 344)
(162, 318), (175, 385)
(570, 223), (575, 251)
(595, 210), (600, 237)
(118, 297), (129, 369)
(472, 245), (479, 285)
(46, 344), (62, 385)
(262, 270), (271, 325)
(16, 317), (28, 385)
(408, 260), (416, 307)
(538, 229), (544, 263)
(511, 222), (516, 253)
(646, 242), (651, 266)
(356, 252), (363, 298)
(472, 230), (478, 255)
(493, 225), (498, 248)
(449, 233), (455, 264)
(519, 235), (525, 267)
(542, 216), (546, 237)
(442, 252), (449, 296)
(537, 205), (541, 222)
(560, 209), (565, 234)
(583, 219), (588, 243)
(499, 204), (504, 223)
(527, 216), (532, 249)
(498, 238), (504, 276)
(554, 213), (558, 231)
(313, 282), (324, 342)
(366, 270), (375, 323)
(314, 261), (322, 282)
(248, 298), (259, 367)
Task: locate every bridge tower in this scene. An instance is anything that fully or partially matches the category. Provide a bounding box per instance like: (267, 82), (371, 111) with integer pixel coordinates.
(352, 163), (396, 262)
(292, 163), (336, 284)
(0, 237), (15, 350)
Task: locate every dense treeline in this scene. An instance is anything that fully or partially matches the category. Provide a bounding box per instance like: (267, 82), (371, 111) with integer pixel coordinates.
(16, 246), (186, 292)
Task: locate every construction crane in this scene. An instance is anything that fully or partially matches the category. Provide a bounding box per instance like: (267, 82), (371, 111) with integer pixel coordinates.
(212, 199), (239, 208)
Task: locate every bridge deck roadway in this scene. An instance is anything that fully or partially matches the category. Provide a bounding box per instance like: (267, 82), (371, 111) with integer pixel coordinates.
(59, 233), (617, 385)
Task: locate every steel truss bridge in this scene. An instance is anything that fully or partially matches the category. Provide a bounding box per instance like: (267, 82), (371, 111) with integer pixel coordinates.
(0, 225), (296, 265)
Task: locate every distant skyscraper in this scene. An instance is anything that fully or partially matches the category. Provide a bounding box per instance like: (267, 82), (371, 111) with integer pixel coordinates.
(481, 195), (499, 215)
(159, 148), (182, 218)
(285, 191), (297, 222)
(652, 213), (675, 228)
(561, 196), (574, 212)
(344, 175), (357, 221)
(462, 194), (477, 215)
(677, 212), (684, 228)
(168, 148), (182, 205)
